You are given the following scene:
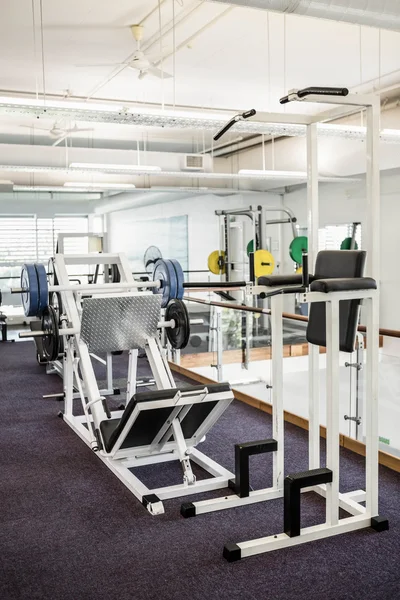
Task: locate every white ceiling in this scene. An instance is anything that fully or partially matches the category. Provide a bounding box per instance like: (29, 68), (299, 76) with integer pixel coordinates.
(1, 0), (400, 205)
(2, 0), (400, 113)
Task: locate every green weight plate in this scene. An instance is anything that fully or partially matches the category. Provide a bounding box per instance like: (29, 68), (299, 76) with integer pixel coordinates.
(165, 299), (190, 349)
(247, 240), (254, 256)
(340, 237), (359, 250)
(289, 236), (308, 263)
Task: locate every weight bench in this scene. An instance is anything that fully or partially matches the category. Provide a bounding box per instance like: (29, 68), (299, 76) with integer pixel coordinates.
(50, 265), (236, 516)
(71, 383), (235, 515)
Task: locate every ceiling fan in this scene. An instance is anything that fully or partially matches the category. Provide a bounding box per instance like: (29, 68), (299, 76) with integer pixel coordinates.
(80, 24), (173, 80)
(20, 122), (94, 146)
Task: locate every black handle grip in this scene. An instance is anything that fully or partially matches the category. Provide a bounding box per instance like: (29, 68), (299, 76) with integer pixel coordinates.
(297, 86), (349, 98)
(213, 118), (237, 141)
(301, 251), (309, 288)
(213, 109), (256, 141)
(242, 108), (256, 119)
(280, 87), (349, 104)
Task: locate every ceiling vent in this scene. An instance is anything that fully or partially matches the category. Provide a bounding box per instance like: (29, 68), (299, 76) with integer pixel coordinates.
(182, 154), (205, 171)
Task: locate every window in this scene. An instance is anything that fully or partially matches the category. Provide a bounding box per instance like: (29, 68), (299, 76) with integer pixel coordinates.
(0, 215), (88, 308)
(318, 223), (362, 251)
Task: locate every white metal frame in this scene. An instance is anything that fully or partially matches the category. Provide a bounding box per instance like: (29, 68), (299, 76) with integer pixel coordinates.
(51, 251), (235, 515)
(188, 90), (382, 560)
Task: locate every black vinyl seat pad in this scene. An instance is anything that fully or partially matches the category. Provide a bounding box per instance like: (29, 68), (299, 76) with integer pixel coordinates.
(100, 383), (233, 454)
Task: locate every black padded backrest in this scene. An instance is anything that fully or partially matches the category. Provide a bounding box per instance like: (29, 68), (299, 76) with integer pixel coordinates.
(306, 250), (366, 353)
(100, 383), (231, 453)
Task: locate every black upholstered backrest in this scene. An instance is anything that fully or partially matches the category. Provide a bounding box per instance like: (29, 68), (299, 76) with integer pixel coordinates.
(306, 250), (366, 352)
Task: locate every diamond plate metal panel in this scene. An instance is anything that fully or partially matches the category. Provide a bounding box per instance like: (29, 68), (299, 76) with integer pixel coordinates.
(80, 295), (161, 353)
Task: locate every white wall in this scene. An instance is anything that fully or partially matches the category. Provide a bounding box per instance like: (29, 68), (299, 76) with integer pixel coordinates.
(282, 171), (400, 329)
(106, 191), (284, 275)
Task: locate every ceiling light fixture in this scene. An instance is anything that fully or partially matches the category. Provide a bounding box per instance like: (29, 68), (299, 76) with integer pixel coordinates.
(238, 169), (307, 178)
(64, 182), (136, 189)
(69, 163), (162, 172)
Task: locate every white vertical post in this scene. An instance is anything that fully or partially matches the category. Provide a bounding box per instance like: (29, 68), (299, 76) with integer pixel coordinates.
(325, 299), (340, 526)
(307, 122), (320, 470)
(365, 98), (380, 518)
(64, 342), (74, 417)
(216, 307), (223, 382)
(365, 295), (379, 517)
(106, 353), (113, 392)
(271, 293), (284, 490)
(126, 349), (138, 405)
(365, 101), (380, 283)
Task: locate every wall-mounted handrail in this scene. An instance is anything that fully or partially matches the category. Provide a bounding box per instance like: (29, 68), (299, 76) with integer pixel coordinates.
(184, 295), (400, 339)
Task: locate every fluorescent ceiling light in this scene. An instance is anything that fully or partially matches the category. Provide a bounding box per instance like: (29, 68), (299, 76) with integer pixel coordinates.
(238, 169), (307, 178)
(0, 96), (123, 112)
(64, 182), (136, 189)
(69, 163), (162, 172)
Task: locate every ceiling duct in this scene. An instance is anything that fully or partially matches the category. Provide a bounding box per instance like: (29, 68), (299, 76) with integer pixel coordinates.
(213, 1), (400, 31)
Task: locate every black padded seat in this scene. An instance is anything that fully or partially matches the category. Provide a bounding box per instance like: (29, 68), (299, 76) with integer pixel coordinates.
(100, 383), (231, 453)
(258, 274), (305, 287)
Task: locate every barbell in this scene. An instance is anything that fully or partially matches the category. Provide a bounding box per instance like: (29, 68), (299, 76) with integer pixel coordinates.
(15, 257), (254, 319)
(20, 298), (192, 353)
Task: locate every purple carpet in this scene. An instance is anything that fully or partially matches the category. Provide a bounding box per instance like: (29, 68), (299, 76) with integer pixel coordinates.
(0, 341), (399, 600)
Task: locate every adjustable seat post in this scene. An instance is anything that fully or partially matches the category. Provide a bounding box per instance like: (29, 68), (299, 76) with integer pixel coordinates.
(171, 418), (196, 485)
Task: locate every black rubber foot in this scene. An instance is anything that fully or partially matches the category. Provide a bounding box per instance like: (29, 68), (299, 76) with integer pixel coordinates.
(371, 516), (389, 532)
(223, 543), (241, 562)
(142, 494), (161, 509)
(113, 388), (121, 395)
(180, 502), (196, 518)
(57, 411), (64, 419)
(228, 479), (238, 493)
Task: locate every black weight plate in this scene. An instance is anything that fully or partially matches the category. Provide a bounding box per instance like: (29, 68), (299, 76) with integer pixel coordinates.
(50, 292), (64, 356)
(47, 257), (58, 286)
(42, 305), (60, 362)
(111, 264), (121, 283)
(165, 299), (190, 349)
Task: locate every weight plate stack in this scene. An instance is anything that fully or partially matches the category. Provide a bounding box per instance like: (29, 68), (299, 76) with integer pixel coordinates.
(42, 305), (60, 362)
(111, 264), (121, 283)
(153, 259), (178, 308)
(169, 259), (185, 300)
(165, 299), (190, 349)
(50, 292), (64, 356)
(47, 257), (58, 287)
(289, 236), (308, 264)
(21, 264), (40, 317)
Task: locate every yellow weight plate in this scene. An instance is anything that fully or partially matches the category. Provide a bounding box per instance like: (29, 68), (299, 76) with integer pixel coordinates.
(296, 266), (303, 274)
(208, 250), (226, 275)
(254, 249), (275, 277)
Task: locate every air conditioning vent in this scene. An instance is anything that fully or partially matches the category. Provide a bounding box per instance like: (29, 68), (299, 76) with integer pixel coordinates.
(182, 154), (204, 171)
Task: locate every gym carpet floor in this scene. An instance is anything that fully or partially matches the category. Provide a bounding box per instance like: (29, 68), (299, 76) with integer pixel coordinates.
(1, 342), (399, 600)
